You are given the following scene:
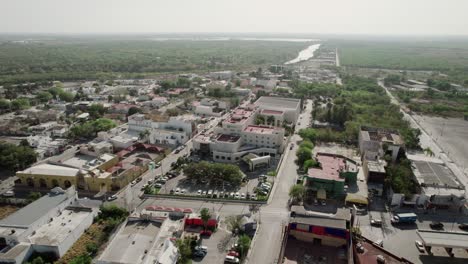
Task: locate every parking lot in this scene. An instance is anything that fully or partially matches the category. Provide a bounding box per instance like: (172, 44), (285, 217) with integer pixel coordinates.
(144, 152), (280, 201)
(358, 199), (468, 264)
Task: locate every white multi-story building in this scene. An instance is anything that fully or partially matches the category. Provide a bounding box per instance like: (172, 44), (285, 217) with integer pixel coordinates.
(128, 114), (196, 146)
(254, 96), (301, 125)
(193, 98), (299, 165)
(194, 98), (229, 117)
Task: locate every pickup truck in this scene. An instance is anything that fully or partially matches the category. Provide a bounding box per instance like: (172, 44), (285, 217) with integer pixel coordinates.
(391, 213), (417, 224)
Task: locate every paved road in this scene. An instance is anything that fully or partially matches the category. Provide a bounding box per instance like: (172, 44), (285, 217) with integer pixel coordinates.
(247, 99), (313, 264)
(378, 81), (467, 187)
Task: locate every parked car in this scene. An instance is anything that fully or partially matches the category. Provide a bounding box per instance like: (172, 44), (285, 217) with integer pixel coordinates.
(235, 192), (240, 199)
(227, 250), (240, 257)
(430, 221), (444, 229)
(200, 230), (212, 237)
(154, 183), (163, 188)
(107, 195), (117, 201)
(175, 188), (181, 194)
(180, 189), (186, 194)
(321, 200), (326, 206)
(415, 240), (425, 252)
(131, 180), (137, 186)
(195, 246), (208, 253)
(459, 223), (468, 231)
(2, 190), (14, 197)
(197, 190), (202, 196)
(193, 250), (206, 258)
(370, 219), (383, 227)
(241, 193), (246, 199)
(375, 240), (383, 247)
(225, 255), (240, 263)
(208, 190), (213, 196)
(136, 177), (142, 182)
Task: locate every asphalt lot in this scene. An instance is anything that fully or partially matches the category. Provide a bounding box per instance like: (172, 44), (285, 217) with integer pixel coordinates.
(358, 199), (468, 264)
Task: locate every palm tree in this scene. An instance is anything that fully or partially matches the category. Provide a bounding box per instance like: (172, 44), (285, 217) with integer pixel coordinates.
(200, 208), (211, 230)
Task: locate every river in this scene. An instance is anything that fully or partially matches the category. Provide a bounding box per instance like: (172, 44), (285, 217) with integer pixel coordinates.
(284, 43), (321, 64)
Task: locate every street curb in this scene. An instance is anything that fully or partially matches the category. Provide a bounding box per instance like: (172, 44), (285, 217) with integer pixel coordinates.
(143, 194), (267, 205)
(244, 222), (261, 264)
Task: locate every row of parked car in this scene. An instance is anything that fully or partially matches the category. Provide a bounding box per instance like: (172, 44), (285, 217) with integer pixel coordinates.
(255, 181), (272, 196)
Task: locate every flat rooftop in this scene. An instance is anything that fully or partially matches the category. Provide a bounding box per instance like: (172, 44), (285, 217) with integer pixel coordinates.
(217, 134), (241, 143)
(18, 163), (79, 177)
(412, 160), (460, 188)
(307, 154), (354, 182)
(360, 126), (404, 145)
(283, 238), (347, 264)
(225, 108), (255, 124)
(417, 230), (468, 249)
(255, 96), (301, 110)
(63, 153), (115, 169)
(290, 215), (347, 229)
(356, 237), (411, 264)
(261, 109), (283, 115)
(28, 209), (94, 246)
(99, 221), (161, 264)
(243, 125), (278, 135)
(0, 188), (74, 228)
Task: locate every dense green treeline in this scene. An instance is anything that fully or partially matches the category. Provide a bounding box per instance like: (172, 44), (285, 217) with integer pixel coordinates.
(0, 40), (305, 85)
(337, 40), (468, 85)
(296, 75), (420, 149)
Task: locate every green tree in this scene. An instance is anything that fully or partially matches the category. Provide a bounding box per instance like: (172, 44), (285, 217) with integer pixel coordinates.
(303, 159), (318, 171)
(200, 208), (211, 229)
(176, 238), (193, 264)
(85, 242), (98, 256)
(69, 254), (92, 264)
(11, 98), (30, 110)
(27, 192), (42, 203)
(238, 234), (252, 258)
(266, 115), (275, 125)
(0, 99), (11, 111)
(296, 147), (312, 167)
(298, 128), (317, 142)
(88, 104), (107, 119)
(36, 91), (53, 103)
(289, 184), (305, 203)
(127, 106), (142, 116)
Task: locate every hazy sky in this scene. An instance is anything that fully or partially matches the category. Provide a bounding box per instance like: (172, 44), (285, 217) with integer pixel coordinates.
(2, 0), (468, 35)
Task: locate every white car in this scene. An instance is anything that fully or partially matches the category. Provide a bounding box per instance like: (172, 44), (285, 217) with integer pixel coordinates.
(241, 193), (246, 199)
(107, 195), (117, 201)
(3, 190), (15, 197)
(202, 191), (207, 196)
(230, 192), (235, 197)
(415, 240), (425, 252)
(181, 189), (186, 194)
(131, 180), (137, 186)
(225, 255), (240, 263)
(208, 190), (213, 196)
(235, 192), (240, 199)
(251, 194), (257, 200)
(175, 188), (181, 194)
(197, 190), (202, 195)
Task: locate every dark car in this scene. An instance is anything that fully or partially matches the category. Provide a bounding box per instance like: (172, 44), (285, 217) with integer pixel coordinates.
(459, 223), (468, 231)
(200, 230), (212, 237)
(193, 250), (206, 258)
(430, 222), (444, 229)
